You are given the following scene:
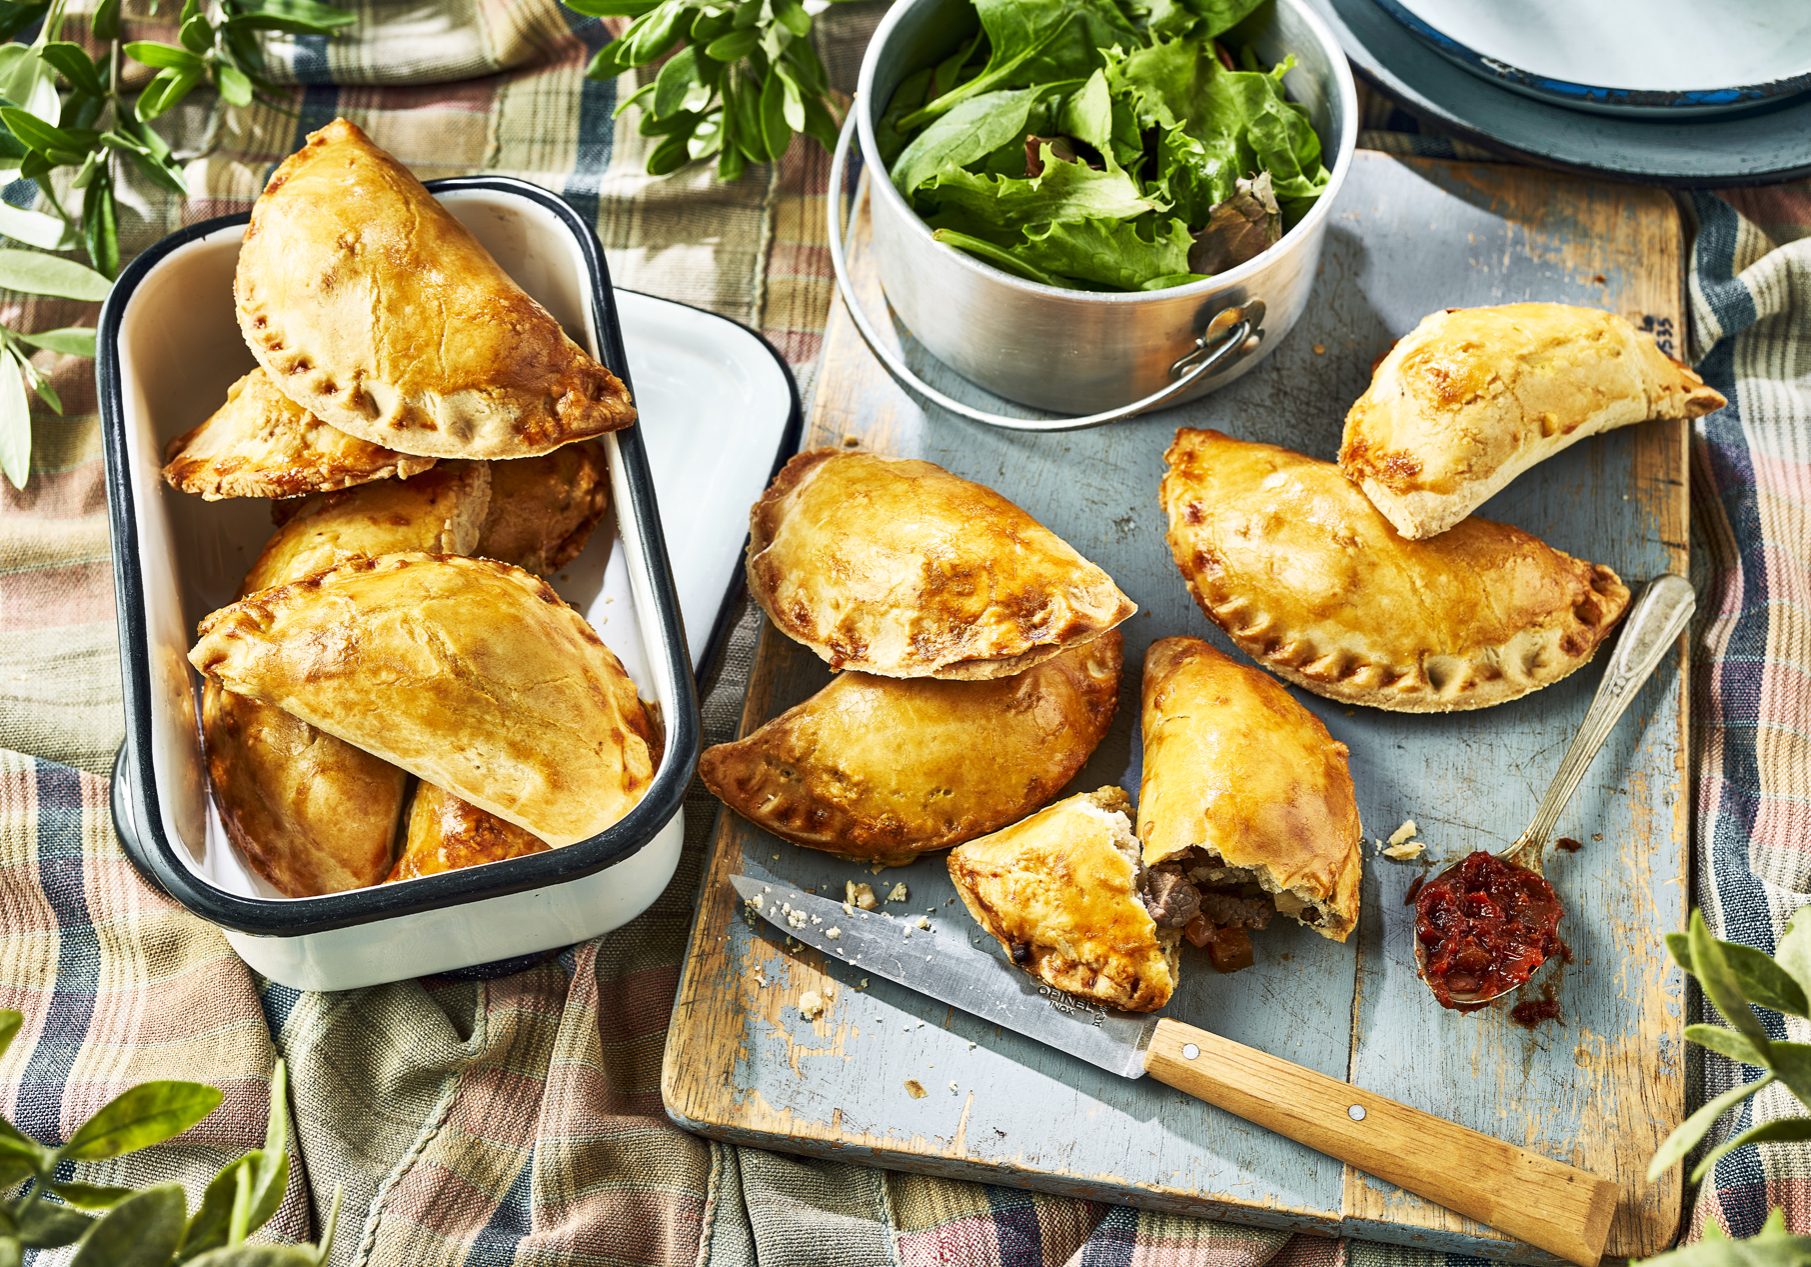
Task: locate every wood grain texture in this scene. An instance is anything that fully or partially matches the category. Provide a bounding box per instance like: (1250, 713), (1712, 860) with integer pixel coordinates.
(662, 153), (1690, 1263)
(1145, 1021), (1617, 1266)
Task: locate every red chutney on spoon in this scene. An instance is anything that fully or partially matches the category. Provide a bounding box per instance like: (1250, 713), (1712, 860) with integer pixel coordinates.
(1415, 851), (1563, 1011)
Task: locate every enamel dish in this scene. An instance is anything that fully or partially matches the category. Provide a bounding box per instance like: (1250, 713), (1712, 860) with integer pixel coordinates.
(101, 179), (799, 991)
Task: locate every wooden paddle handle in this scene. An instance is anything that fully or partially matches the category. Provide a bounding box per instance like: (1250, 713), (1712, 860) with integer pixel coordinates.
(1145, 1019), (1616, 1265)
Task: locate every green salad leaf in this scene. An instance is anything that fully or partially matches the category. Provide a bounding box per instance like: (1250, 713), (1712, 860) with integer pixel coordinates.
(883, 0), (1331, 292)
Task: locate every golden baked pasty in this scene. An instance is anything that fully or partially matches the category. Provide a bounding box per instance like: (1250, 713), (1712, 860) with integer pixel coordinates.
(476, 440), (610, 574)
(201, 463), (494, 896)
(949, 787), (1178, 1013)
(1137, 637), (1362, 960)
(201, 678), (405, 896)
(235, 118), (636, 460)
(699, 633), (1122, 865)
(162, 368), (435, 500)
(1161, 430), (1631, 712)
(191, 552), (657, 847)
(242, 460), (491, 594)
(1341, 304), (1725, 539)
(747, 449), (1135, 679)
(388, 780), (550, 882)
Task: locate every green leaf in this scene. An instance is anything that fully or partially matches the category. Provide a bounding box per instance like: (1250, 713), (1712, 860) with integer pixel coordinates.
(37, 43), (105, 98)
(716, 136), (745, 182)
(69, 1184), (185, 1267)
(180, 10), (214, 54)
(1687, 1023), (1770, 1068)
(0, 1146), (34, 1188)
(0, 248), (110, 300)
(230, 0), (356, 29)
(180, 1154), (255, 1261)
(91, 0), (120, 40)
(62, 1080), (223, 1160)
(652, 44), (708, 119)
(757, 69), (790, 162)
(12, 326), (95, 357)
(82, 176), (118, 279)
(772, 0), (810, 38)
(918, 149), (1162, 230)
(1013, 213), (1195, 290)
(646, 130), (693, 176)
(898, 0), (1137, 130)
(0, 45), (62, 126)
(891, 85), (1048, 198)
(135, 65), (206, 121)
(47, 1180), (136, 1209)
(216, 62), (254, 108)
(1762, 1040), (1811, 1113)
(1720, 938), (1811, 1017)
(0, 197), (76, 251)
(1691, 1116), (1811, 1184)
(0, 107), (99, 157)
(621, 3), (689, 67)
(16, 1199), (93, 1248)
(124, 42), (206, 73)
(314, 1186), (342, 1265)
(1775, 906), (1811, 1002)
(1633, 1208), (1811, 1267)
(1691, 909), (1773, 1052)
(0, 348), (30, 489)
(1646, 1074), (1772, 1181)
(564, 0), (659, 13)
(703, 28), (758, 62)
(930, 227), (1065, 286)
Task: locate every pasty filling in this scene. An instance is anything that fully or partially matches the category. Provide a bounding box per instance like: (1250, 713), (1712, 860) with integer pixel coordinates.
(1143, 849), (1327, 973)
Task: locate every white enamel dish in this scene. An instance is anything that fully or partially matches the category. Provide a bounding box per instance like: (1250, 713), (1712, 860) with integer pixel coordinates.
(1377, 0), (1811, 116)
(100, 179), (798, 992)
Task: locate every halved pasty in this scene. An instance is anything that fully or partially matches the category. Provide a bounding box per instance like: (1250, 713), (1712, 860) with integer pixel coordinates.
(235, 118), (636, 460)
(747, 449), (1135, 679)
(388, 780), (550, 882)
(476, 440), (610, 574)
(202, 463), (494, 896)
(700, 632), (1122, 865)
(1138, 637), (1361, 959)
(1161, 430), (1631, 712)
(949, 787), (1178, 1013)
(201, 678), (406, 896)
(1341, 304), (1725, 539)
(242, 460), (491, 595)
(191, 552), (657, 847)
(163, 368), (436, 500)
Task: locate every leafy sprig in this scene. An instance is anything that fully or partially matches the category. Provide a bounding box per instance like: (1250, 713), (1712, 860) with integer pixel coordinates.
(565, 0), (844, 180)
(0, 1009), (336, 1264)
(1636, 1210), (1811, 1267)
(1648, 907), (1811, 1184)
(0, 0), (353, 490)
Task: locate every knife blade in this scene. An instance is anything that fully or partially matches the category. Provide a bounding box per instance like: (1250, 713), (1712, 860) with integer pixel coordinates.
(731, 871), (1616, 1267)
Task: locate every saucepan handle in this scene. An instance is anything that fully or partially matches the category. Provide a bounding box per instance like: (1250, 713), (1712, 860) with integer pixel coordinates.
(825, 112), (1255, 433)
(1144, 1019), (1617, 1266)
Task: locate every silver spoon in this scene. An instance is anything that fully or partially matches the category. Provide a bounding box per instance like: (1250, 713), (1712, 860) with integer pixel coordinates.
(1414, 573), (1697, 1007)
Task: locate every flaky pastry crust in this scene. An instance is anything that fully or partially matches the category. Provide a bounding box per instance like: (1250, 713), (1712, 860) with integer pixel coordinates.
(1138, 637), (1361, 941)
(475, 440), (610, 574)
(162, 368), (435, 500)
(746, 449), (1134, 679)
(699, 633), (1122, 865)
(234, 118), (636, 459)
(191, 552), (657, 847)
(1341, 304), (1725, 539)
(1161, 430), (1631, 712)
(388, 780), (551, 882)
(949, 787), (1178, 1013)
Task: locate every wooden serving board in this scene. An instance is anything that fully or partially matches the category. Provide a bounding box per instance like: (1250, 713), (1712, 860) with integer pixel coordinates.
(663, 152), (1689, 1262)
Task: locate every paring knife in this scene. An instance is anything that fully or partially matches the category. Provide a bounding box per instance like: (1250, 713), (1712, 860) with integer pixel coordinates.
(731, 873), (1617, 1267)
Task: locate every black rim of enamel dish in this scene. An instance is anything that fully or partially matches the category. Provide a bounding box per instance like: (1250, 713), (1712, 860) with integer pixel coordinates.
(97, 175), (772, 936)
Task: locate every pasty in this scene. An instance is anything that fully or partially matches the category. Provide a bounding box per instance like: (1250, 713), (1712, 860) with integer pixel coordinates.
(235, 118), (637, 459)
(1137, 637), (1362, 962)
(1161, 429), (1630, 712)
(191, 552), (657, 847)
(699, 633), (1122, 865)
(746, 449), (1134, 679)
(200, 678), (405, 896)
(1341, 304), (1725, 539)
(476, 440), (609, 574)
(242, 460), (491, 594)
(162, 368), (435, 500)
(202, 463), (493, 896)
(388, 780), (550, 882)
(949, 787), (1178, 1013)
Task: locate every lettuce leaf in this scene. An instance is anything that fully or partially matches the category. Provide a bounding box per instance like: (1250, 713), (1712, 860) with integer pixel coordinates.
(892, 85), (1062, 197)
(917, 147), (1163, 230)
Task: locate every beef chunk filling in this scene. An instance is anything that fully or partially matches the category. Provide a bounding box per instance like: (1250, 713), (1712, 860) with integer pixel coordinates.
(1143, 865), (1201, 928)
(1142, 858), (1278, 974)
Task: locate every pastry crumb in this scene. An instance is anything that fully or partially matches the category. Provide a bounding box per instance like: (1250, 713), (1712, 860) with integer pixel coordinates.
(827, 927), (842, 940)
(1382, 841), (1424, 861)
(783, 904), (809, 930)
(1387, 819), (1418, 846)
(948, 1080), (960, 1094)
(886, 882), (910, 903)
(857, 977), (869, 990)
(798, 989), (828, 1020)
(753, 966), (768, 988)
(846, 881), (878, 911)
(841, 901), (856, 916)
(770, 852), (780, 861)
(904, 1079), (927, 1099)
(842, 433), (861, 447)
(1312, 343), (1326, 355)
(745, 893), (764, 912)
(915, 915), (931, 930)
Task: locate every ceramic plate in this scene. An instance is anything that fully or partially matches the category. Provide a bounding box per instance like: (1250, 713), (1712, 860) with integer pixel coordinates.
(616, 289), (801, 673)
(1311, 0), (1811, 183)
(1377, 0), (1811, 116)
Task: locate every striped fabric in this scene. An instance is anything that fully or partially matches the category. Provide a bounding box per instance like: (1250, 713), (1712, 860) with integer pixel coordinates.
(0, 4), (1805, 1264)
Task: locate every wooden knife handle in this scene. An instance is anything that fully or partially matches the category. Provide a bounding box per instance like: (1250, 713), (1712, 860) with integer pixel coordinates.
(1145, 1019), (1616, 1266)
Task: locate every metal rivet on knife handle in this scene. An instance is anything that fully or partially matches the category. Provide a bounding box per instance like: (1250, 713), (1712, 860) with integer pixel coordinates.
(1142, 1019), (1616, 1267)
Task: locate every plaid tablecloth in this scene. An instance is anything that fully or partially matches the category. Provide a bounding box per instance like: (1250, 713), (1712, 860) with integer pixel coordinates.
(0, 4), (1806, 1263)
